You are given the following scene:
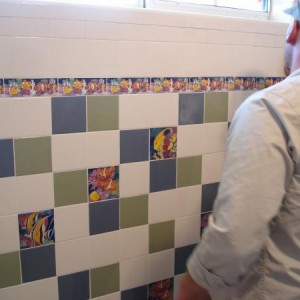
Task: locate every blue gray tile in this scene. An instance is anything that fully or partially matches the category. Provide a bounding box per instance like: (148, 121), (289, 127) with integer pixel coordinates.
(175, 244), (196, 275)
(0, 139), (14, 178)
(58, 270), (90, 300)
(121, 285), (148, 300)
(52, 96), (86, 134)
(150, 159), (176, 193)
(89, 199), (119, 235)
(120, 129), (149, 163)
(179, 93), (204, 125)
(20, 244), (56, 283)
(201, 182), (219, 213)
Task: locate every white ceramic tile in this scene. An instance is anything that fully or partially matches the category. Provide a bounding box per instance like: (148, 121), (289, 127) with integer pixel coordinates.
(0, 177), (18, 216)
(119, 94), (178, 130)
(0, 285), (23, 300)
(55, 237), (90, 276)
(54, 203), (89, 242)
(175, 215), (200, 248)
(202, 152), (226, 185)
(86, 21), (121, 40)
(119, 225), (148, 260)
(0, 37), (13, 78)
(207, 30), (254, 46)
(84, 39), (121, 77)
(0, 17), (49, 37)
(119, 161), (149, 197)
(86, 131), (119, 169)
(173, 274), (185, 300)
(254, 33), (276, 47)
(91, 292), (121, 300)
(148, 190), (177, 224)
(0, 98), (14, 139)
(22, 277), (59, 300)
(228, 91), (253, 121)
(175, 185), (201, 218)
(47, 38), (89, 77)
(51, 133), (87, 172)
(9, 37), (50, 78)
(147, 41), (183, 76)
(148, 249), (174, 283)
(177, 125), (204, 157)
(16, 173), (54, 214)
(202, 122), (228, 154)
(275, 34), (286, 48)
(48, 19), (86, 39)
(120, 255), (149, 290)
(0, 215), (19, 254)
(89, 231), (120, 268)
(12, 97), (52, 138)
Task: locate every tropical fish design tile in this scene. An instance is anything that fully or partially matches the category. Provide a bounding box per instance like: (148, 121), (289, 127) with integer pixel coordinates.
(18, 209), (55, 249)
(88, 166), (119, 202)
(200, 212), (211, 237)
(148, 278), (173, 300)
(150, 127), (177, 160)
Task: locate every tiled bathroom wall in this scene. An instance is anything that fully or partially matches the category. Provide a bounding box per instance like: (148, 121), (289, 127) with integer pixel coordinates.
(0, 2), (288, 299)
(0, 90), (252, 300)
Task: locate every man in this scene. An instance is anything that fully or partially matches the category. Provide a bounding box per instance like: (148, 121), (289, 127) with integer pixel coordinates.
(177, 1), (300, 299)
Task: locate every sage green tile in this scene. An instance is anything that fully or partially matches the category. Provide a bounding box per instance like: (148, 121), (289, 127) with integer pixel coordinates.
(149, 220), (175, 253)
(87, 96), (119, 131)
(0, 252), (21, 288)
(91, 263), (119, 298)
(54, 170), (87, 207)
(15, 137), (52, 176)
(120, 195), (148, 229)
(177, 156), (202, 188)
(204, 92), (228, 123)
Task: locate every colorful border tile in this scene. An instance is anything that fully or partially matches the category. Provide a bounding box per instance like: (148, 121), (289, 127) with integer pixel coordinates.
(3, 78), (57, 97)
(88, 166), (119, 202)
(0, 76), (286, 97)
(106, 77), (150, 94)
(85, 78), (106, 95)
(18, 209), (55, 249)
(150, 77), (188, 93)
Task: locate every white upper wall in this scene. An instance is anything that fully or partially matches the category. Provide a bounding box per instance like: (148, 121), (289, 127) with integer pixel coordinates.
(0, 1), (289, 78)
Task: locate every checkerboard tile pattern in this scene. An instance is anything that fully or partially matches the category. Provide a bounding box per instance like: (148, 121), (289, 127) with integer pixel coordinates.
(0, 91), (251, 299)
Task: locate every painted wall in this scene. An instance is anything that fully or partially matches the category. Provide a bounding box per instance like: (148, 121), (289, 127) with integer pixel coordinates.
(0, 2), (289, 300)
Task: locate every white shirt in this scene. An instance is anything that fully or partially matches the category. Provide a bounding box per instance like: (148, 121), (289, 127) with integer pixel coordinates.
(187, 69), (300, 300)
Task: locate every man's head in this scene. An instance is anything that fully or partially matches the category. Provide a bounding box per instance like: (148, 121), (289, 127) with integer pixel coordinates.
(284, 0), (300, 75)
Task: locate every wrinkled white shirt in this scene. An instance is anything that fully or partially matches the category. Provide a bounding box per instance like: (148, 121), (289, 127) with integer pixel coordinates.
(187, 69), (300, 300)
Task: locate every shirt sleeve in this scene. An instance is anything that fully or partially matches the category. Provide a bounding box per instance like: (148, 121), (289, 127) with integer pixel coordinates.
(187, 94), (294, 298)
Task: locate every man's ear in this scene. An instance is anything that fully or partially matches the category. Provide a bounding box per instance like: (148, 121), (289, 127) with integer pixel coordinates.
(286, 20), (300, 45)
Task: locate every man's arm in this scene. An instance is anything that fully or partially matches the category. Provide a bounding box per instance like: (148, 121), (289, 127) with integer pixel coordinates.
(177, 272), (211, 300)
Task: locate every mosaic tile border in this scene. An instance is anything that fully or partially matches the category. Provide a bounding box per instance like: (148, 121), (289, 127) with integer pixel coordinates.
(0, 76), (285, 97)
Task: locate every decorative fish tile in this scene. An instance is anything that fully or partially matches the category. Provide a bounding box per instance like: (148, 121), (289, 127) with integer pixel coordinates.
(150, 127), (177, 160)
(148, 278), (173, 300)
(88, 166), (119, 202)
(18, 209), (55, 249)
